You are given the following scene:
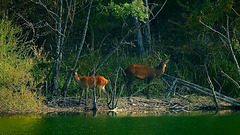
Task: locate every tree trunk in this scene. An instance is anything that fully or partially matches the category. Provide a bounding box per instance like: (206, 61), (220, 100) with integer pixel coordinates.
(134, 17), (146, 57)
(92, 70), (97, 111)
(143, 0), (152, 54)
(52, 0), (73, 96)
(62, 0), (93, 97)
(132, 0), (146, 57)
(90, 29), (94, 52)
(52, 0), (63, 95)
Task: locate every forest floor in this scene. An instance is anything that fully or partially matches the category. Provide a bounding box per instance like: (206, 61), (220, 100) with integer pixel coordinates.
(41, 94), (233, 114)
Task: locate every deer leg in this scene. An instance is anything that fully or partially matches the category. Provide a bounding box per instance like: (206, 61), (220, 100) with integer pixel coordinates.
(97, 86), (102, 101)
(79, 88), (84, 105)
(85, 88), (88, 108)
(102, 85), (109, 103)
(146, 78), (153, 99)
(127, 76), (135, 97)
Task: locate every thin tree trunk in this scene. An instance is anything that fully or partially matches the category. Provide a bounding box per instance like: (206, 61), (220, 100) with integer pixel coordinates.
(59, 0), (73, 53)
(52, 0), (63, 95)
(132, 0), (146, 57)
(90, 29), (94, 52)
(143, 0), (151, 54)
(62, 0), (93, 97)
(205, 63), (219, 111)
(52, 0), (73, 96)
(92, 69), (97, 111)
(134, 17), (146, 57)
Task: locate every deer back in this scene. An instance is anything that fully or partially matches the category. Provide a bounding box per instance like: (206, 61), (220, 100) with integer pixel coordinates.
(78, 76), (108, 88)
(125, 64), (156, 79)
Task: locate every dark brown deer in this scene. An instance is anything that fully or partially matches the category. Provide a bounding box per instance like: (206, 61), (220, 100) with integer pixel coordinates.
(124, 59), (169, 99)
(73, 69), (109, 106)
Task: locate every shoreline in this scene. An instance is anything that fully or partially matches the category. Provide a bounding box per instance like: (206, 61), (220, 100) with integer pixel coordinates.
(0, 95), (237, 115)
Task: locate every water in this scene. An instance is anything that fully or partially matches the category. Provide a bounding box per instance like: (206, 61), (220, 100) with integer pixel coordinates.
(0, 111), (240, 135)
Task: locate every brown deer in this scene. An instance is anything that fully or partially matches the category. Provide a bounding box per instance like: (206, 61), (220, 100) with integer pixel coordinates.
(124, 59), (169, 99)
(72, 69), (109, 106)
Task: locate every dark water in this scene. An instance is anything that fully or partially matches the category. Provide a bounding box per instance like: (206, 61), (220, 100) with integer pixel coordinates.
(0, 111), (240, 135)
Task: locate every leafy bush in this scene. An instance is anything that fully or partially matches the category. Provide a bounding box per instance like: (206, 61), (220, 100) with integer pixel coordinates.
(0, 18), (44, 113)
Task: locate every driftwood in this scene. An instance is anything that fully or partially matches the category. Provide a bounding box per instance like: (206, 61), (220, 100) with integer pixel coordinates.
(161, 74), (240, 106)
(166, 79), (178, 98)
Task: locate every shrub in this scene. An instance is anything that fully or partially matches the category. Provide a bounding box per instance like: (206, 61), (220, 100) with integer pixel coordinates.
(0, 18), (44, 113)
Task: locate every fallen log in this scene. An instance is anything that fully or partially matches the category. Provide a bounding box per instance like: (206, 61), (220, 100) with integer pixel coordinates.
(161, 74), (240, 106)
(166, 79), (178, 98)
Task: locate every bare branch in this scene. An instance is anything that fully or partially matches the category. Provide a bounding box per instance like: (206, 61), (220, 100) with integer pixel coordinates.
(232, 7), (240, 17)
(15, 13), (35, 37)
(199, 18), (228, 40)
(45, 22), (65, 37)
(200, 16), (240, 78)
(150, 0), (168, 20)
(221, 71), (240, 88)
(31, 0), (58, 22)
(204, 62), (219, 111)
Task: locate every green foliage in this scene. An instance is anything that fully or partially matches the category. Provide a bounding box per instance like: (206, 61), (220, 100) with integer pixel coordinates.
(232, 39), (240, 51)
(209, 55), (240, 96)
(98, 0), (149, 22)
(0, 18), (44, 113)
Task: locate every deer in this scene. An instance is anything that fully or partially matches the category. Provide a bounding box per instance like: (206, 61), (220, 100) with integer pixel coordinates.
(124, 59), (169, 99)
(72, 69), (109, 106)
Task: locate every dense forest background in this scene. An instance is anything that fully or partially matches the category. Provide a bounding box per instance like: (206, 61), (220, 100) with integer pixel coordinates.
(0, 0), (239, 112)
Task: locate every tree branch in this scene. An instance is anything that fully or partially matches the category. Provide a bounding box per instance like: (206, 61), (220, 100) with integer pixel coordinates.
(221, 71), (240, 88)
(199, 18), (228, 40)
(31, 0), (58, 22)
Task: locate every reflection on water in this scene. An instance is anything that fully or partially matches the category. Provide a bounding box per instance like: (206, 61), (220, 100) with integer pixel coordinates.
(0, 110), (240, 135)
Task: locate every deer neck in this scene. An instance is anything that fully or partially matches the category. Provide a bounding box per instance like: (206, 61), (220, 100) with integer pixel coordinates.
(74, 73), (82, 83)
(155, 64), (166, 76)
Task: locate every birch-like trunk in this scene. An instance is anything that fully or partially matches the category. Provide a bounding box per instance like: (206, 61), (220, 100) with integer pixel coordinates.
(52, 0), (63, 95)
(143, 0), (152, 54)
(62, 0), (93, 97)
(134, 17), (146, 57)
(132, 0), (146, 57)
(52, 0), (73, 95)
